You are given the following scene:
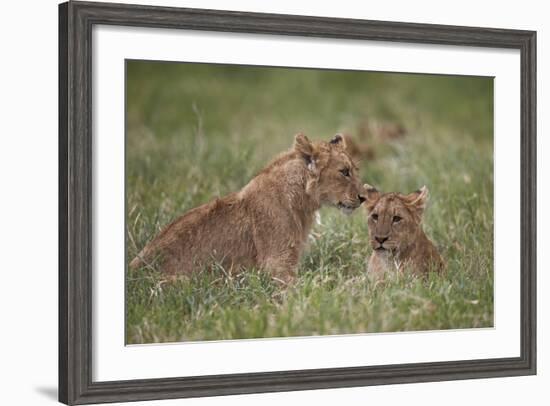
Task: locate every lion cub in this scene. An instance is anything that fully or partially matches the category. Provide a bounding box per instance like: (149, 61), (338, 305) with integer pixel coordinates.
(363, 184), (444, 277)
(130, 133), (366, 283)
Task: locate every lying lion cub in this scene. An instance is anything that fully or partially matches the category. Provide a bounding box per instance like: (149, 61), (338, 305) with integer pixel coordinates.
(130, 133), (365, 282)
(363, 184), (444, 277)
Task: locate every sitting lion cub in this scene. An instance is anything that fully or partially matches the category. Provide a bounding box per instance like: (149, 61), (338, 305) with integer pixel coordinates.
(130, 133), (366, 282)
(363, 184), (444, 277)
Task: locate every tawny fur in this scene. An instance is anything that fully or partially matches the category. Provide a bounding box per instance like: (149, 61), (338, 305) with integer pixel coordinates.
(342, 133), (375, 161)
(363, 184), (444, 278)
(130, 133), (365, 282)
(341, 119), (407, 163)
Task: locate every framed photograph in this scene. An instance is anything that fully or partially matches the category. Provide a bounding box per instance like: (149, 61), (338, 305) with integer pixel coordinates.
(59, 1), (536, 404)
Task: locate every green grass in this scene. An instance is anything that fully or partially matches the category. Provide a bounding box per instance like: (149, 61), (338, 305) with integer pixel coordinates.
(126, 61), (494, 344)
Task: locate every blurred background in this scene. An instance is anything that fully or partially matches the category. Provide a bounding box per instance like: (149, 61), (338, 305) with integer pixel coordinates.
(126, 61), (493, 343)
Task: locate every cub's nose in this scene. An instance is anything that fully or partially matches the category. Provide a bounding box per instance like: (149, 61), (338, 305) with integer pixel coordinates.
(358, 195), (366, 204)
(375, 236), (389, 244)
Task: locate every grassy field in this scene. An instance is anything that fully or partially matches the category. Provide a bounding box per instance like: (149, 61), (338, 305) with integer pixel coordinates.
(126, 61), (494, 344)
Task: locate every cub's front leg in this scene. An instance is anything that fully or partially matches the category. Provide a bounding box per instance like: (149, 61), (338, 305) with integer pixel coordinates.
(367, 251), (393, 279)
(252, 223), (303, 284)
(260, 248), (301, 284)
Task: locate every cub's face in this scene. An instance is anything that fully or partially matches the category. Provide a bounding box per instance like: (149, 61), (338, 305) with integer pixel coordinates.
(294, 133), (365, 214)
(363, 186), (429, 253)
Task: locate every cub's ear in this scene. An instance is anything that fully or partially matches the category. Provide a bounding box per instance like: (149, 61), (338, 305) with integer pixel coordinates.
(403, 186), (429, 214)
(294, 133), (314, 159)
(363, 183), (380, 211)
(329, 133), (347, 150)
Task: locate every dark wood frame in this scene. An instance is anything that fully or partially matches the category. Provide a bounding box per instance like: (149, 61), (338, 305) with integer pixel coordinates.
(59, 1), (537, 404)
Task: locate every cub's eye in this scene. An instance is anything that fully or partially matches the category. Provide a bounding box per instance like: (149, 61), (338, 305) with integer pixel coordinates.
(340, 168), (351, 177)
(371, 213), (378, 221)
(392, 215), (402, 223)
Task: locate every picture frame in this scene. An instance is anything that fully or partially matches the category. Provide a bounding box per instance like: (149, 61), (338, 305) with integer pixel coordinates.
(59, 1), (536, 404)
